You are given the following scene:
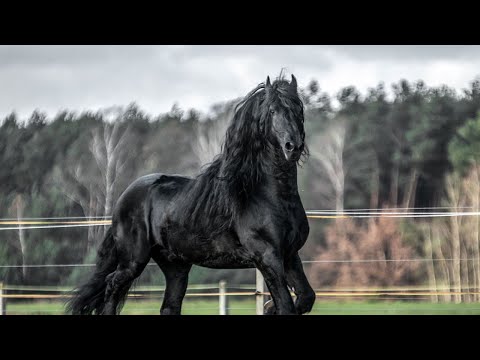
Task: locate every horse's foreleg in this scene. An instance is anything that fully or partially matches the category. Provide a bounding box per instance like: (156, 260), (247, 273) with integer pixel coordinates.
(285, 253), (316, 315)
(154, 258), (191, 315)
(253, 248), (296, 315)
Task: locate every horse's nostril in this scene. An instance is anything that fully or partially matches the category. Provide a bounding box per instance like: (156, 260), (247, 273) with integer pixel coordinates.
(285, 142), (295, 152)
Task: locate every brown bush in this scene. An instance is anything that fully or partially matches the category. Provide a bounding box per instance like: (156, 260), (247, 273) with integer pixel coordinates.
(307, 217), (418, 288)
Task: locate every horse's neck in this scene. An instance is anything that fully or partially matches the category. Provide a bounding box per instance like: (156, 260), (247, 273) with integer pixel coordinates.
(220, 147), (299, 198)
(270, 163), (299, 198)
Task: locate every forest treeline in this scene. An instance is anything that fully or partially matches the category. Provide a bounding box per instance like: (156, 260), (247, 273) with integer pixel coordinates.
(2, 77), (480, 301)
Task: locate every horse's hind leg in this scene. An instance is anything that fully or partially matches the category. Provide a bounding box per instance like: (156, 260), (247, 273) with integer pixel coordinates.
(102, 260), (148, 315)
(102, 225), (151, 315)
(152, 255), (191, 315)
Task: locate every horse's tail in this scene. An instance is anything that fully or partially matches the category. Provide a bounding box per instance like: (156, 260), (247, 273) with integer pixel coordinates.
(66, 227), (118, 315)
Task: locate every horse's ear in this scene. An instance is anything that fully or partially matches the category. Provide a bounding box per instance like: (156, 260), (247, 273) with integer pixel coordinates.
(265, 76), (272, 97)
(290, 74), (298, 93)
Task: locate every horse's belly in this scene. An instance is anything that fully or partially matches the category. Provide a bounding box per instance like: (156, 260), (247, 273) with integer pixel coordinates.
(166, 232), (254, 268)
(194, 255), (255, 269)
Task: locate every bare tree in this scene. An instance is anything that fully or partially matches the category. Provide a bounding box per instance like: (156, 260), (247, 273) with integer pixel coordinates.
(309, 118), (347, 213)
(9, 194), (26, 279)
(194, 104), (232, 167)
(90, 117), (131, 221)
(421, 224), (438, 303)
(421, 166), (480, 303)
(446, 175), (464, 303)
(432, 223), (452, 303)
(53, 108), (133, 253)
(53, 159), (104, 254)
(463, 164), (480, 301)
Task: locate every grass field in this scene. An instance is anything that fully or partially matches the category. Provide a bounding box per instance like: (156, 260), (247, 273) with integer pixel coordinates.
(5, 298), (480, 315)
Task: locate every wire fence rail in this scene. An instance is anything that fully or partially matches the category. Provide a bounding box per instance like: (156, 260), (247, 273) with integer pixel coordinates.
(2, 290), (480, 299)
(1, 207), (480, 314)
(1, 257), (480, 314)
(1, 257), (479, 269)
(2, 281), (480, 315)
(1, 207), (480, 230)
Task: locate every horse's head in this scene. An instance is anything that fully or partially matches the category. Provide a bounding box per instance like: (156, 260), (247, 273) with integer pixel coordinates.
(263, 74), (306, 163)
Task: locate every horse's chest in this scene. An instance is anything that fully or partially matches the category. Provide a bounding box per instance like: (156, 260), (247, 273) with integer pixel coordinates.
(284, 219), (299, 243)
(278, 210), (309, 251)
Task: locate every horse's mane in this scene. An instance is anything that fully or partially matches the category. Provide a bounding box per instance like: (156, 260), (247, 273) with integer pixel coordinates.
(174, 75), (307, 236)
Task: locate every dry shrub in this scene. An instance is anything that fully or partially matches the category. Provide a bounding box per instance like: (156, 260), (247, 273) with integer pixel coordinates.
(308, 217), (418, 288)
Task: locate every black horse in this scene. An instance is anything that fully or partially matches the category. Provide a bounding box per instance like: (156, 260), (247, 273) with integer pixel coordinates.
(67, 74), (316, 315)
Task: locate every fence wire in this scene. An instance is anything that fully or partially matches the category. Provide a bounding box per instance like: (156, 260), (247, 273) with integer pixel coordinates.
(1, 207), (479, 314)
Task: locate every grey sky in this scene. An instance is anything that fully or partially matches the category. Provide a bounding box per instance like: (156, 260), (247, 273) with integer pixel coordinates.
(2, 45), (480, 120)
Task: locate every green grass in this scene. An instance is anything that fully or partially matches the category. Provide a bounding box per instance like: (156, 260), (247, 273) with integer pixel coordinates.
(5, 298), (480, 315)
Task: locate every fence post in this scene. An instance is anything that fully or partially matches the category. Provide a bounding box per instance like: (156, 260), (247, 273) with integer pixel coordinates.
(256, 270), (265, 315)
(219, 280), (228, 315)
(0, 282), (5, 315)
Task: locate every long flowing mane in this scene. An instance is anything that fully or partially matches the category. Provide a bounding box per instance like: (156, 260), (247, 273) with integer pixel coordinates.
(174, 76), (306, 236)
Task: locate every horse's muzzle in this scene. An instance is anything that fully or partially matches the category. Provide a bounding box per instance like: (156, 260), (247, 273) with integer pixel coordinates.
(283, 148), (301, 162)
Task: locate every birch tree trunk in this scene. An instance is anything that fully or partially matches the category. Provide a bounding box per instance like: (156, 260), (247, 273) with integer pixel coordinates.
(370, 159), (380, 211)
(194, 111), (230, 167)
(91, 120), (131, 237)
(55, 110), (132, 254)
(433, 225), (451, 303)
(12, 194), (27, 280)
(403, 169), (418, 209)
(447, 176), (462, 303)
(390, 163), (399, 207)
(460, 241), (470, 303)
(424, 224), (438, 303)
(310, 119), (346, 214)
(470, 164), (480, 302)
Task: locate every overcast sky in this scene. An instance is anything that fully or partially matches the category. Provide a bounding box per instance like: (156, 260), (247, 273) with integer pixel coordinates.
(2, 45), (480, 120)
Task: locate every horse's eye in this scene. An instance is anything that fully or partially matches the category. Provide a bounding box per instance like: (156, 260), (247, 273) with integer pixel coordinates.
(269, 109), (275, 115)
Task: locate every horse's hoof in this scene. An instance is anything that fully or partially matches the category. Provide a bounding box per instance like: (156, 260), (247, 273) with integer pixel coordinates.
(263, 299), (276, 315)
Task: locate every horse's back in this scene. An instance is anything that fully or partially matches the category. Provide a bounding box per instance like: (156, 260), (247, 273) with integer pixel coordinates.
(114, 173), (162, 214)
(113, 173), (191, 228)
